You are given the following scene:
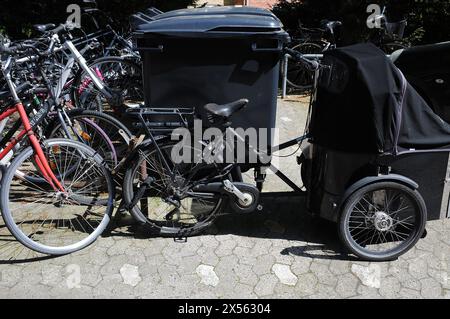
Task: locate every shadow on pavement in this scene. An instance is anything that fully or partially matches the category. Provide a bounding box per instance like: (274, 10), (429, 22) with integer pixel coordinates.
(0, 193), (355, 264)
(105, 193), (356, 261)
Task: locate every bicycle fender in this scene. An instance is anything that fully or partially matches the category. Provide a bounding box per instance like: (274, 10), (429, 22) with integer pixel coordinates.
(340, 174), (419, 210)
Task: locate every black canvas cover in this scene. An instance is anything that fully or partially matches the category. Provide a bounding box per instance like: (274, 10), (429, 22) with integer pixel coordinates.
(392, 41), (450, 123)
(310, 43), (450, 154)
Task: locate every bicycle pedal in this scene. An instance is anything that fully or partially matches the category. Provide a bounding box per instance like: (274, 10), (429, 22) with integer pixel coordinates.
(174, 236), (187, 243)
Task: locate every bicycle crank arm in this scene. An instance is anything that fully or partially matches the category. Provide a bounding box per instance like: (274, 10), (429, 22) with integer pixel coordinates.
(192, 180), (260, 214)
(223, 180), (251, 206)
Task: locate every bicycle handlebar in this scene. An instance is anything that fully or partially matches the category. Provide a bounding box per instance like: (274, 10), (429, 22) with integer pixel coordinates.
(284, 47), (320, 71)
(0, 23), (79, 58)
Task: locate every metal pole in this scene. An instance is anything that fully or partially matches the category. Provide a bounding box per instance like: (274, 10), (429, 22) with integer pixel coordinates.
(282, 53), (288, 99)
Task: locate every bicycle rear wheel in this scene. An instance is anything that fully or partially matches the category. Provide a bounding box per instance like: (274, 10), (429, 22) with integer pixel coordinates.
(0, 139), (115, 255)
(286, 42), (323, 92)
(123, 140), (225, 236)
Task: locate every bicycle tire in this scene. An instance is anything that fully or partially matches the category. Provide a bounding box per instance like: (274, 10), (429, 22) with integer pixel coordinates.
(1, 138), (115, 255)
(338, 181), (426, 261)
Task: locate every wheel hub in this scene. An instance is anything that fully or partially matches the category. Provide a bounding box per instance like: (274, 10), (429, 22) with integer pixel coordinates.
(54, 191), (69, 207)
(373, 211), (393, 232)
(55, 191), (69, 201)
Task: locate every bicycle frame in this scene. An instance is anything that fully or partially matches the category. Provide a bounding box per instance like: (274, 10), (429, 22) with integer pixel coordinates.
(1, 57), (64, 192)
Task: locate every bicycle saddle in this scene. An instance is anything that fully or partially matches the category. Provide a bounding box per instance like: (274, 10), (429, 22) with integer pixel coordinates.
(203, 99), (249, 118)
(33, 24), (56, 33)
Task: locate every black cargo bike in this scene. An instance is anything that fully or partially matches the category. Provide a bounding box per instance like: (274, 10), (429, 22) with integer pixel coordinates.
(119, 7), (450, 262)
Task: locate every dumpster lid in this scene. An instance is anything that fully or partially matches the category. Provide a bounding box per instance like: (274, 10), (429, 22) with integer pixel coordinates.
(134, 7), (288, 39)
(152, 6), (278, 20)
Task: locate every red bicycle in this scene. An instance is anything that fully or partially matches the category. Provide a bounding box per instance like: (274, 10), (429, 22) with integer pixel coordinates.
(0, 45), (115, 255)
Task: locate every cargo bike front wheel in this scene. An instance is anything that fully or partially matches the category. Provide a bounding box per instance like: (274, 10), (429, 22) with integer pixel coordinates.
(338, 181), (427, 261)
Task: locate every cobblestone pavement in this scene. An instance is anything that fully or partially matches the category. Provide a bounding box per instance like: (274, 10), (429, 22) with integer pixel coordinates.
(0, 97), (448, 299)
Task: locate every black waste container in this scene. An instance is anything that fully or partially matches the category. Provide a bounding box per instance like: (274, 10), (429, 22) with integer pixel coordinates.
(133, 7), (290, 151)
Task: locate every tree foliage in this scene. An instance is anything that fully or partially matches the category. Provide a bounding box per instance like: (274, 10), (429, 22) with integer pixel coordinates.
(272, 0), (449, 46)
(0, 0), (197, 39)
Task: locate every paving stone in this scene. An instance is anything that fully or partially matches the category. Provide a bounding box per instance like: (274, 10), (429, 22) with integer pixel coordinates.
(0, 266), (23, 288)
(196, 246), (220, 266)
(196, 264), (219, 287)
(272, 264), (298, 286)
(420, 278), (443, 298)
(215, 239), (238, 257)
(99, 254), (131, 276)
(329, 260), (350, 275)
(294, 273), (318, 297)
(271, 249), (295, 265)
(41, 264), (63, 287)
(310, 262), (337, 286)
(133, 273), (162, 297)
(234, 263), (258, 286)
(389, 265), (421, 291)
(106, 239), (133, 256)
(142, 239), (169, 256)
(408, 258), (430, 280)
(233, 283), (257, 298)
(120, 264), (141, 287)
(93, 274), (135, 298)
(336, 273), (359, 298)
(291, 258), (312, 275)
(356, 285), (382, 298)
(351, 263), (381, 289)
(176, 255), (203, 275)
(252, 254), (276, 276)
(199, 236), (220, 249)
(80, 265), (103, 287)
(254, 274), (278, 297)
(158, 264), (182, 287)
(399, 287), (422, 299)
(379, 276), (401, 298)
(308, 283), (340, 299)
